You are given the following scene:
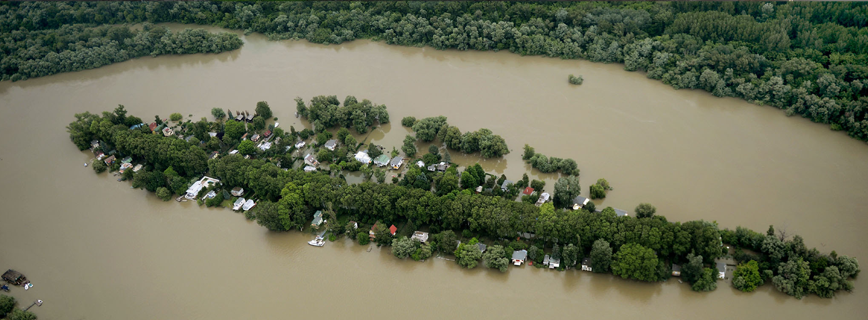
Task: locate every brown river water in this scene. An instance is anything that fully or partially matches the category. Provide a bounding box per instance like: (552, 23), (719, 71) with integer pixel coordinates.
(1, 26), (867, 320)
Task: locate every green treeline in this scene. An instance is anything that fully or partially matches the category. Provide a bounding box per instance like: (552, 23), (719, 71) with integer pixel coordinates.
(67, 107), (859, 299)
(403, 115), (510, 159)
(7, 1), (868, 140)
(0, 22), (242, 81)
(296, 95), (390, 134)
(521, 144), (579, 175)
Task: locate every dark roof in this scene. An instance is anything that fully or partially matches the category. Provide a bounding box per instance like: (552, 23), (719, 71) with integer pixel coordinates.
(672, 264), (682, 272)
(390, 156), (404, 166)
(582, 257), (591, 265)
(717, 262), (726, 273)
(572, 195), (588, 204)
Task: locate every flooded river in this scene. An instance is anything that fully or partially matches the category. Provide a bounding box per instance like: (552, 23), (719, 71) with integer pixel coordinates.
(1, 27), (867, 319)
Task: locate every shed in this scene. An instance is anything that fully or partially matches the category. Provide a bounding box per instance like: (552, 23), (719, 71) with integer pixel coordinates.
(671, 264), (682, 277)
(522, 187), (534, 195)
(411, 231), (429, 243)
(389, 225), (398, 236)
(2, 269), (28, 286)
(572, 195), (589, 210)
(231, 187), (244, 197)
(185, 176), (220, 200)
(716, 262), (726, 279)
(304, 166), (317, 172)
(324, 139), (338, 151)
(355, 151), (372, 164)
(251, 134), (260, 142)
(415, 160), (425, 168)
(104, 155), (116, 165)
(536, 192), (550, 205)
(549, 257), (560, 269)
(242, 199), (256, 211)
(512, 250), (528, 266)
(477, 243), (487, 253)
(543, 255), (551, 266)
(304, 154), (319, 166)
(295, 141), (306, 149)
(311, 210), (323, 227)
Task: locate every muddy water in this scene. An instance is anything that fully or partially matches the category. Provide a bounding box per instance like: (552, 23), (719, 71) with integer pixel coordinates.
(1, 27), (867, 320)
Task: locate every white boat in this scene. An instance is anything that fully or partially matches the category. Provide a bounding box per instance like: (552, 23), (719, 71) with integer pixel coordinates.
(308, 238), (324, 247)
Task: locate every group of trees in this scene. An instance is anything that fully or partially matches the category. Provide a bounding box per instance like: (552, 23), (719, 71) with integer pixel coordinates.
(0, 21), (242, 81)
(404, 116), (510, 158)
(522, 145), (579, 175)
(0, 295), (37, 320)
(296, 95), (389, 134)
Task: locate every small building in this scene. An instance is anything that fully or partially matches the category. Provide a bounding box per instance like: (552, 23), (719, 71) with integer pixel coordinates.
(148, 122), (157, 132)
(251, 134), (260, 142)
(717, 262), (726, 279)
(475, 186), (483, 193)
(246, 112), (254, 122)
(231, 187), (244, 197)
(241, 133), (248, 141)
(311, 210), (323, 227)
(229, 150), (239, 155)
(373, 154), (391, 167)
(258, 141), (272, 151)
(2, 269), (28, 286)
(295, 141), (306, 149)
(121, 156), (132, 164)
(434, 162), (448, 172)
(411, 231), (429, 243)
(522, 187), (534, 196)
(543, 255), (550, 266)
(242, 199), (256, 211)
(208, 132), (218, 138)
(671, 264), (682, 277)
(324, 139), (338, 151)
(389, 156), (404, 170)
(90, 140), (100, 150)
(615, 208), (629, 217)
(233, 197), (246, 211)
(389, 225), (397, 236)
(132, 164), (143, 173)
(162, 126), (174, 136)
(415, 160), (425, 168)
(354, 151), (372, 164)
(104, 155), (116, 165)
(235, 113), (245, 122)
(119, 162), (133, 173)
(185, 176), (220, 200)
(304, 154), (319, 166)
(572, 195), (589, 210)
(501, 180), (513, 192)
(477, 243), (487, 253)
(536, 192), (550, 205)
(549, 257), (560, 269)
(512, 250), (528, 266)
(202, 190), (217, 200)
(581, 258), (593, 272)
(210, 151), (220, 160)
(304, 166), (317, 172)
(263, 130), (271, 138)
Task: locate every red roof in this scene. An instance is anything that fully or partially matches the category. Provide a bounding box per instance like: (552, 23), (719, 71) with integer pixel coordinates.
(264, 130), (271, 137)
(389, 225), (397, 235)
(523, 187), (534, 195)
(149, 122), (157, 131)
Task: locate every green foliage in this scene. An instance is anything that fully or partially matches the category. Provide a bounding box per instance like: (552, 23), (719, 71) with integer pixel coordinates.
(437, 230), (459, 254)
(682, 253), (705, 284)
(483, 245), (509, 272)
(411, 243), (433, 261)
(7, 309), (36, 320)
(224, 120), (246, 141)
(412, 116), (448, 142)
(553, 176), (581, 208)
(455, 241), (483, 269)
(373, 223), (393, 247)
(255, 101), (273, 119)
(237, 140), (256, 156)
(773, 258), (812, 299)
(635, 203), (657, 218)
(357, 232), (370, 245)
(562, 244), (581, 269)
(527, 152), (578, 175)
(569, 74), (584, 85)
(92, 160), (107, 173)
(170, 113), (182, 121)
(392, 236), (417, 259)
(590, 239), (613, 273)
(156, 187), (172, 201)
(402, 135), (417, 157)
(252, 116), (265, 131)
(612, 243), (660, 281)
(301, 95), (388, 133)
(253, 200), (286, 232)
(401, 116), (416, 127)
(0, 295), (16, 317)
(522, 144), (535, 160)
(691, 268), (719, 292)
(589, 184), (606, 200)
(211, 108), (225, 120)
(733, 260), (763, 292)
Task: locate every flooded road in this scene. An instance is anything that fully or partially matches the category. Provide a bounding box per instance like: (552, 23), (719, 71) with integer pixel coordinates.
(0, 27), (866, 319)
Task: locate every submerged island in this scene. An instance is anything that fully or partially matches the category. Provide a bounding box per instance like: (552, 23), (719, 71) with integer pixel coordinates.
(67, 95), (859, 300)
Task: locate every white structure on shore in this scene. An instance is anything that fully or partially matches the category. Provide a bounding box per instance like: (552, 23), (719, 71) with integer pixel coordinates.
(185, 176), (220, 200)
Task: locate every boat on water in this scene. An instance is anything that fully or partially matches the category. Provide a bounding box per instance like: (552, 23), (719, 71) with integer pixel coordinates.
(2, 269), (29, 286)
(308, 238), (325, 247)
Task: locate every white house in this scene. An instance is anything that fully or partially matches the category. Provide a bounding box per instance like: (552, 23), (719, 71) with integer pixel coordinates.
(512, 250), (528, 266)
(295, 141), (306, 149)
(233, 197), (246, 211)
(354, 151), (372, 164)
(581, 258), (593, 272)
(185, 176), (220, 200)
(411, 231), (429, 243)
(324, 139), (338, 151)
(304, 166), (317, 172)
(242, 199), (256, 211)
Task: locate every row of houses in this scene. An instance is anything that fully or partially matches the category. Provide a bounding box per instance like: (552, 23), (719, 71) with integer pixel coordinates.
(230, 110), (256, 122)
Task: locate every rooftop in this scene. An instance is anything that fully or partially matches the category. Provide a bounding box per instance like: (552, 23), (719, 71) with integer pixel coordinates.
(512, 250), (528, 260)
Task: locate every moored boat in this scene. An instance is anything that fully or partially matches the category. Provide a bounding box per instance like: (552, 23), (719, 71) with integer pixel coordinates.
(308, 238), (325, 247)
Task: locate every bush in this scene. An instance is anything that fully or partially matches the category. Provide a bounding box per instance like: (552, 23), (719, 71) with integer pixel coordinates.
(328, 234), (337, 242)
(401, 116), (416, 127)
(568, 74), (584, 85)
(462, 229), (473, 238)
(156, 187), (172, 201)
(211, 108), (225, 120)
(357, 231), (370, 245)
(0, 294), (16, 317)
(92, 160), (107, 173)
(170, 113), (183, 121)
(509, 240), (528, 251)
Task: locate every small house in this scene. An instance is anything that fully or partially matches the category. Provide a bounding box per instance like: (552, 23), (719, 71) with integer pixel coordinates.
(389, 225), (398, 236)
(121, 157), (132, 164)
(241, 133), (248, 141)
(210, 151), (220, 160)
(354, 151), (372, 164)
(615, 209), (629, 217)
(185, 176), (220, 200)
(231, 187), (244, 197)
(304, 154), (319, 166)
(2, 269), (28, 286)
(671, 264), (682, 277)
(132, 164), (143, 173)
(263, 130), (271, 138)
(295, 141), (306, 149)
(324, 140), (338, 151)
(90, 140), (100, 150)
(369, 224), (378, 239)
(522, 187), (534, 196)
(435, 162), (448, 172)
(716, 262), (726, 279)
(229, 150), (239, 155)
(415, 160), (425, 168)
(148, 123), (157, 132)
(202, 190), (217, 200)
(411, 231), (429, 243)
(572, 195), (589, 210)
(543, 255), (550, 266)
(348, 221), (359, 230)
(251, 134), (260, 142)
(477, 243), (487, 253)
(549, 257), (560, 269)
(233, 197), (246, 211)
(208, 132), (217, 138)
(246, 112), (254, 122)
(536, 192), (550, 205)
(374, 154), (391, 167)
(390, 156), (404, 170)
(119, 162), (133, 173)
(104, 155), (116, 165)
(475, 186), (483, 193)
(304, 166), (317, 172)
(512, 250), (528, 266)
(258, 141), (272, 151)
(501, 180), (513, 192)
(311, 210), (323, 227)
(581, 258), (593, 272)
(235, 113), (245, 122)
(162, 126), (174, 136)
(242, 199), (256, 211)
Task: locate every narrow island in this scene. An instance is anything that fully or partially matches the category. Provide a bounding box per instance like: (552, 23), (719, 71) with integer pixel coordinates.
(67, 95), (859, 300)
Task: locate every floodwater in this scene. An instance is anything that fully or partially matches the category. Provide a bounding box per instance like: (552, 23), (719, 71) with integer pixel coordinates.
(1, 26), (867, 320)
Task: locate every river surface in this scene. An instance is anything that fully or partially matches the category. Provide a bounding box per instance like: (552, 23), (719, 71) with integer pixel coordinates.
(1, 26), (867, 320)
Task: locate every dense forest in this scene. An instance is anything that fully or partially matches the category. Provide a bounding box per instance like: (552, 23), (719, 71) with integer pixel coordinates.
(67, 105), (859, 299)
(5, 1), (868, 141)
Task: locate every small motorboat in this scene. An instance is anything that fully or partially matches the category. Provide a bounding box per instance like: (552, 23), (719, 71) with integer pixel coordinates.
(308, 238), (325, 247)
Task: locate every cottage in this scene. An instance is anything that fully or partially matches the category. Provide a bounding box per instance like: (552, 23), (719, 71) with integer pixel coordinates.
(311, 210), (323, 227)
(615, 209), (629, 217)
(246, 112), (254, 122)
(367, 223), (395, 239)
(324, 139), (338, 151)
(95, 151), (105, 160)
(522, 187), (534, 196)
(411, 231), (429, 243)
(581, 258), (593, 272)
(716, 262), (727, 279)
(121, 156), (132, 164)
(232, 197), (246, 211)
(549, 257), (561, 269)
(251, 134), (260, 142)
(210, 151), (220, 160)
(536, 192), (550, 205)
(373, 154), (391, 167)
(501, 180), (513, 192)
(475, 186), (483, 193)
(202, 190), (217, 200)
(295, 141), (306, 149)
(477, 243), (487, 253)
(162, 126), (174, 136)
(304, 154), (319, 166)
(389, 156), (404, 170)
(671, 264), (682, 277)
(427, 162), (447, 172)
(242, 199), (256, 211)
(389, 225), (398, 236)
(543, 255), (550, 266)
(119, 162), (133, 173)
(104, 155), (116, 165)
(263, 130), (271, 138)
(258, 141), (272, 151)
(90, 140), (100, 150)
(208, 132), (218, 138)
(304, 166), (317, 172)
(572, 195), (589, 210)
(235, 113), (245, 122)
(185, 176), (220, 200)
(231, 187), (244, 197)
(354, 151), (372, 164)
(415, 160), (425, 168)
(512, 250), (528, 266)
